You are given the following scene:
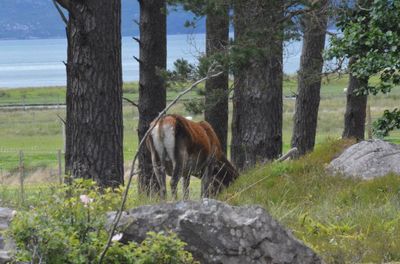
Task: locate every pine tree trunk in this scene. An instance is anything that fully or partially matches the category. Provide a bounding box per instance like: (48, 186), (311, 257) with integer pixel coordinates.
(64, 0), (124, 188)
(204, 4), (229, 154)
(137, 0), (167, 195)
(343, 60), (368, 141)
(291, 1), (328, 156)
(231, 0), (284, 170)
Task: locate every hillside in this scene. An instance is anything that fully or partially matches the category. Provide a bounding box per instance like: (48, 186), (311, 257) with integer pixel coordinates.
(0, 0), (205, 39)
(220, 139), (400, 263)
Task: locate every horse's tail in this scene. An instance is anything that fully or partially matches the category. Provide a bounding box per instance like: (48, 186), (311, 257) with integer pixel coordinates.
(172, 114), (195, 143)
(210, 154), (239, 195)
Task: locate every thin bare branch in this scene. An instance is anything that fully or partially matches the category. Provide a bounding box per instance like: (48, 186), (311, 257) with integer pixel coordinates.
(54, 0), (71, 12)
(133, 56), (142, 64)
(52, 0), (68, 25)
(276, 147), (298, 162)
(279, 7), (313, 23)
(123, 97), (139, 108)
(56, 114), (66, 125)
(98, 71), (224, 264)
(132, 37), (141, 45)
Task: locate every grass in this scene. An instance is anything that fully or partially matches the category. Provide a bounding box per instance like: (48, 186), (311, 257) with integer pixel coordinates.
(0, 75), (368, 106)
(1, 139), (399, 263)
(0, 82), (202, 106)
(0, 76), (399, 172)
(220, 139), (400, 263)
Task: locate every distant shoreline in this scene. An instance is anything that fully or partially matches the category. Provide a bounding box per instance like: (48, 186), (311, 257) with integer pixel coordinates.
(0, 32), (205, 42)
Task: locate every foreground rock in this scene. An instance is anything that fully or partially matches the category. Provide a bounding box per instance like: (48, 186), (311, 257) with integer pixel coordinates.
(0, 208), (16, 264)
(328, 139), (400, 180)
(110, 199), (322, 264)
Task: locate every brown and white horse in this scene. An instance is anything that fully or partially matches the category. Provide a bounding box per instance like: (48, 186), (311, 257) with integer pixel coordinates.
(146, 114), (239, 199)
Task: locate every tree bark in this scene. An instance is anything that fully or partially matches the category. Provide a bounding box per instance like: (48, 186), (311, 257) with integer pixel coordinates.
(204, 3), (230, 155)
(137, 0), (167, 195)
(343, 60), (368, 141)
(231, 0), (284, 170)
(64, 0), (124, 188)
(291, 1), (328, 156)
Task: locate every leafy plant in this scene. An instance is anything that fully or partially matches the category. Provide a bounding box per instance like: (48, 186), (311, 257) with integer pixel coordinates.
(8, 179), (197, 264)
(183, 99), (205, 115)
(326, 0), (400, 95)
(373, 108), (400, 138)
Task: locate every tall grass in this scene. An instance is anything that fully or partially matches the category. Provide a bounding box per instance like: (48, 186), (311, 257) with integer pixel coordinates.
(220, 139), (400, 263)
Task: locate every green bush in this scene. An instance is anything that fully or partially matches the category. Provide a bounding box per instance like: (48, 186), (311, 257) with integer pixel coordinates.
(373, 108), (400, 138)
(183, 99), (205, 115)
(8, 179), (197, 264)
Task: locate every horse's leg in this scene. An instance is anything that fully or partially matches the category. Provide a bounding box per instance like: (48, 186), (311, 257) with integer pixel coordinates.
(201, 161), (215, 198)
(170, 160), (181, 200)
(158, 155), (167, 199)
(182, 162), (191, 200)
(149, 143), (167, 200)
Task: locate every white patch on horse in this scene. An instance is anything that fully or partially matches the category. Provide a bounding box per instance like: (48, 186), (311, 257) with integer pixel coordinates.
(162, 123), (176, 163)
(151, 125), (164, 158)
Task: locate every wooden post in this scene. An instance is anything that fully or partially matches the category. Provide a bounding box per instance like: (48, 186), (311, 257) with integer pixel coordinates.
(366, 104), (372, 140)
(19, 150), (25, 204)
(62, 122), (66, 153)
(58, 149), (63, 184)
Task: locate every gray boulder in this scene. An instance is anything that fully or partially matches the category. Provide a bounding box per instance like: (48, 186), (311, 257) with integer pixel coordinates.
(327, 139), (400, 180)
(0, 208), (16, 264)
(110, 199), (322, 264)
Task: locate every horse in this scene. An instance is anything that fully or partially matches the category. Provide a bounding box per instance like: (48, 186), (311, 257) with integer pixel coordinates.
(146, 114), (239, 199)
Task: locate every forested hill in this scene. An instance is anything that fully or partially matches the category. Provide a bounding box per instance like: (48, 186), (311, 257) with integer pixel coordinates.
(0, 0), (204, 40)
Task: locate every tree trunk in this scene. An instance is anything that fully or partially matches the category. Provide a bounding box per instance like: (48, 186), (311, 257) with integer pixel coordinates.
(343, 60), (368, 141)
(231, 0), (284, 170)
(204, 3), (229, 154)
(342, 0), (371, 141)
(137, 0), (167, 195)
(291, 1), (328, 156)
(63, 0), (124, 188)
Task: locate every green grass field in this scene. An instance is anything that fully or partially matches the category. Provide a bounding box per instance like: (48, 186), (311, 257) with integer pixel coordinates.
(0, 76), (399, 174)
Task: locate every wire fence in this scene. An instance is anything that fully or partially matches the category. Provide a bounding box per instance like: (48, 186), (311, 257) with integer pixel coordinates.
(0, 149), (64, 186)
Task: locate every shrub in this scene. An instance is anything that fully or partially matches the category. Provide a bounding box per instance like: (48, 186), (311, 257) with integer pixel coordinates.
(183, 99), (205, 115)
(8, 179), (197, 264)
(373, 108), (400, 138)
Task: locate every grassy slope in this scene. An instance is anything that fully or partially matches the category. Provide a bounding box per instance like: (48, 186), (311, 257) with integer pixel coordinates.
(220, 139), (400, 263)
(2, 139), (399, 263)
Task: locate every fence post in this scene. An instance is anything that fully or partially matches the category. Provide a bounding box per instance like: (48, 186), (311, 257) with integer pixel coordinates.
(62, 122), (66, 153)
(19, 150), (25, 204)
(367, 104), (372, 140)
(58, 149), (63, 184)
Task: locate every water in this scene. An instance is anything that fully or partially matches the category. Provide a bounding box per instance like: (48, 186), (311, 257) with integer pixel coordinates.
(0, 34), (302, 88)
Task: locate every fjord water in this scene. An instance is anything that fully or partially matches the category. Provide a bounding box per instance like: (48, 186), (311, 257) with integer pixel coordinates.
(0, 34), (301, 88)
